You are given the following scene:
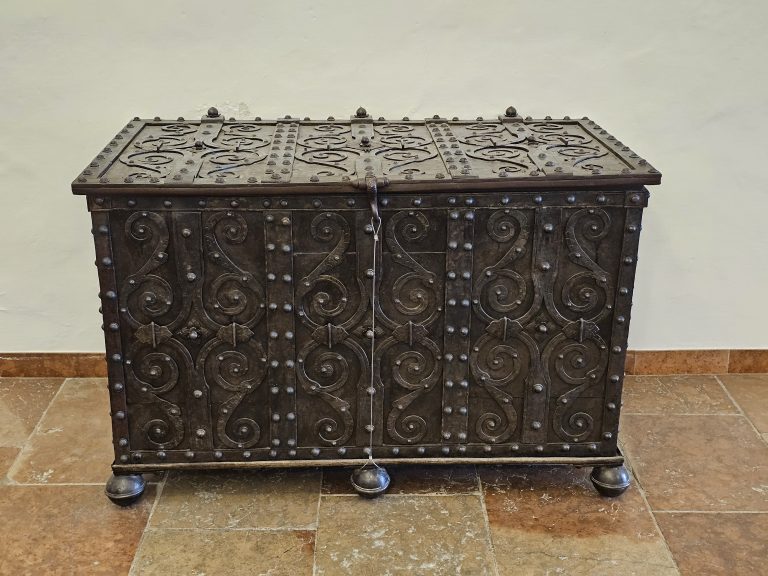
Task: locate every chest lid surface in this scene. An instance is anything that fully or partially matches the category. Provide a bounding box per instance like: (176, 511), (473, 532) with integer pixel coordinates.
(72, 106), (661, 195)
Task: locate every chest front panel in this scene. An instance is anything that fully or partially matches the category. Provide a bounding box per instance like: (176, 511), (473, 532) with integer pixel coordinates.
(98, 191), (639, 466)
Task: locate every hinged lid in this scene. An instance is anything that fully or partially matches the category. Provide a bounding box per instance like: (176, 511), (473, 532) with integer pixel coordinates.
(72, 106), (660, 195)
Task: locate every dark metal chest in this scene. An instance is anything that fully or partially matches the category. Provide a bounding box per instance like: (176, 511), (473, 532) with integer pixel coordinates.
(73, 106), (660, 503)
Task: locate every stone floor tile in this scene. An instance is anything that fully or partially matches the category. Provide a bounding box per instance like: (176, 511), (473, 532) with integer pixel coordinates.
(621, 414), (768, 511)
(622, 375), (737, 415)
(322, 464), (478, 495)
(655, 512), (768, 575)
(719, 373), (768, 433)
(150, 469), (321, 530)
(0, 446), (19, 482)
(130, 529), (314, 576)
(315, 494), (494, 575)
(0, 484), (154, 575)
(0, 377), (63, 446)
(480, 465), (678, 576)
(10, 378), (114, 484)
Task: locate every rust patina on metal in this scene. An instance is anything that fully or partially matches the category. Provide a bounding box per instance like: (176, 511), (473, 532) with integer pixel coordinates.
(73, 106), (659, 504)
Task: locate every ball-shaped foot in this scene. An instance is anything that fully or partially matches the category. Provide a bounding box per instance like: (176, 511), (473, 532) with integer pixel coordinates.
(351, 464), (390, 498)
(590, 465), (630, 497)
(106, 473), (146, 506)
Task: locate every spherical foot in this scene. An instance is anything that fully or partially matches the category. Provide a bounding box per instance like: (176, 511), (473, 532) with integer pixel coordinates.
(590, 465), (631, 497)
(106, 473), (146, 506)
(351, 464), (390, 498)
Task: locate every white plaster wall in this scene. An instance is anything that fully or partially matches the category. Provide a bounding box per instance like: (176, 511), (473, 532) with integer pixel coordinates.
(1, 0), (766, 352)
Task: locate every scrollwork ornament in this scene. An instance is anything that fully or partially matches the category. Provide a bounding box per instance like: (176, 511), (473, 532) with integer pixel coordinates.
(383, 337), (442, 444)
(544, 332), (608, 443)
(203, 212), (265, 327)
(121, 212), (174, 327)
(296, 341), (366, 446)
(469, 331), (532, 443)
(126, 343), (186, 449)
(559, 208), (613, 323)
(474, 210), (530, 324)
(384, 211), (440, 326)
(297, 212), (366, 330)
(199, 338), (267, 449)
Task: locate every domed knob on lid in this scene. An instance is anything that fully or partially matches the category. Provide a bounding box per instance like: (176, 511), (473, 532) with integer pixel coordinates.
(207, 107), (220, 118)
(505, 106), (518, 117)
(356, 107), (368, 118)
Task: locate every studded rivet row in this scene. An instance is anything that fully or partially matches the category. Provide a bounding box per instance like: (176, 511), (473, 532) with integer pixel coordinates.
(91, 211), (131, 461)
(601, 204), (643, 442)
(263, 120), (298, 183)
(355, 210), (383, 446)
(521, 207), (563, 444)
(172, 212), (213, 450)
(264, 211), (298, 457)
(428, 121), (477, 179)
(440, 209), (475, 450)
(77, 119), (144, 185)
(578, 119), (658, 175)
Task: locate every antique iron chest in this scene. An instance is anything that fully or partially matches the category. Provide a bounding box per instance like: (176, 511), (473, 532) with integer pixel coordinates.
(72, 106), (660, 504)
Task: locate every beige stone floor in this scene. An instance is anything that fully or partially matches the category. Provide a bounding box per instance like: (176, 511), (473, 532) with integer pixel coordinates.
(1, 374), (767, 575)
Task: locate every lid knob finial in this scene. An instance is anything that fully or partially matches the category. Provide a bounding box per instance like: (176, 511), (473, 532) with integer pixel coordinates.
(207, 106), (220, 118)
(356, 107), (368, 118)
(505, 106), (518, 118)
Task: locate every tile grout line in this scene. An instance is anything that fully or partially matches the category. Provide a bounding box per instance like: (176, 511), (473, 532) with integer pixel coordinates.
(5, 376), (71, 484)
(653, 510), (768, 514)
(313, 469), (322, 576)
(623, 452), (682, 575)
(713, 374), (767, 446)
(320, 491), (482, 498)
(139, 526), (333, 533)
(475, 466), (500, 576)
(7, 482), (117, 487)
(622, 412), (742, 417)
(129, 472), (167, 576)
(626, 372), (737, 377)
